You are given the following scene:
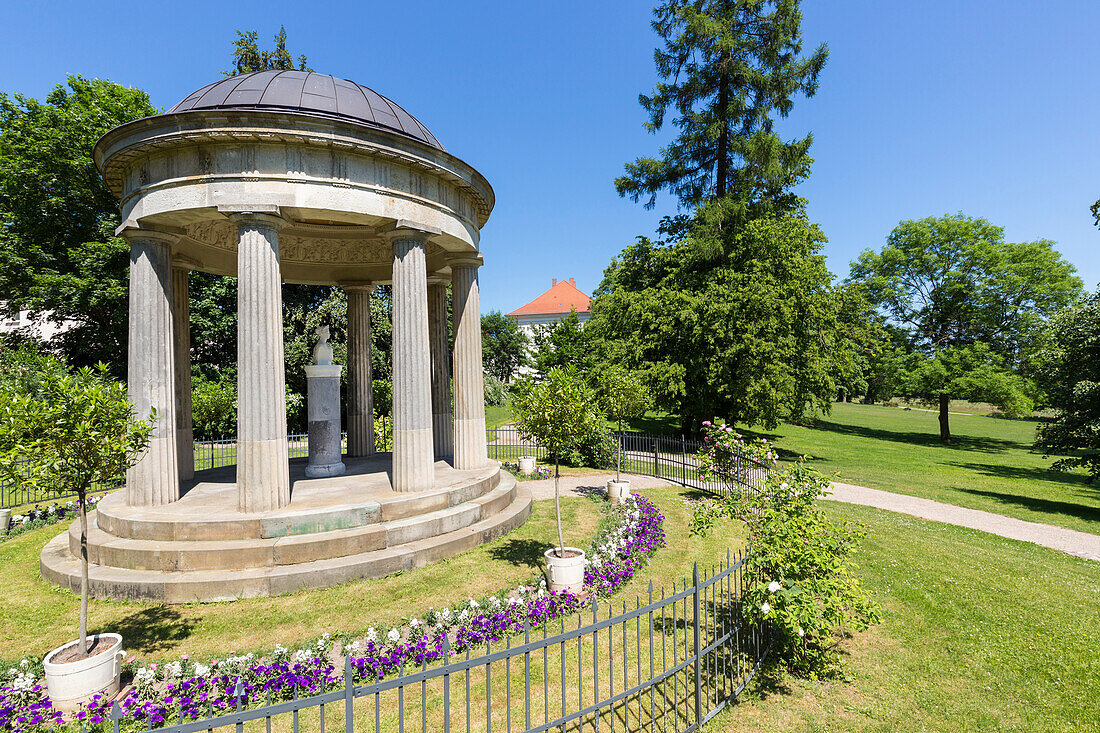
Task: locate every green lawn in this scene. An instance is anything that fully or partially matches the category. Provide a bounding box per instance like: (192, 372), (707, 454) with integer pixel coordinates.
(0, 486), (743, 664)
(718, 501), (1100, 732)
(738, 402), (1099, 536)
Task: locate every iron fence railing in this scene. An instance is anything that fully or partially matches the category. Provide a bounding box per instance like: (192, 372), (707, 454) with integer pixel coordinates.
(98, 553), (769, 733)
(486, 428), (770, 498)
(1, 422), (398, 509)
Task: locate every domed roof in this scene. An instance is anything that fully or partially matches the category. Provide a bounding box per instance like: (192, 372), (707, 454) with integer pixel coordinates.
(167, 70), (444, 150)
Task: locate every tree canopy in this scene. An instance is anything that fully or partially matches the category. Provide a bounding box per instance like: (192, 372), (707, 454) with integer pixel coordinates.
(1034, 288), (1100, 480)
(615, 0), (827, 224)
(481, 311), (529, 383)
(0, 76), (158, 372)
(848, 213), (1082, 441)
(227, 26), (312, 75)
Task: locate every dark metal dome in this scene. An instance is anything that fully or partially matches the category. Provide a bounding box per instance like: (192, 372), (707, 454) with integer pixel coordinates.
(168, 70), (444, 150)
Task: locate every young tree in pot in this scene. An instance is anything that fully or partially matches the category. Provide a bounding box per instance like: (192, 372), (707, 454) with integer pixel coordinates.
(511, 368), (604, 592)
(0, 354), (152, 702)
(597, 366), (648, 502)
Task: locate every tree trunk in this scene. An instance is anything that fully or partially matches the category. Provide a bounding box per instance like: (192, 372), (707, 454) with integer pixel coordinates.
(554, 456), (565, 557)
(616, 421), (622, 483)
(716, 74), (729, 198)
(79, 492), (90, 654)
(938, 394), (951, 443)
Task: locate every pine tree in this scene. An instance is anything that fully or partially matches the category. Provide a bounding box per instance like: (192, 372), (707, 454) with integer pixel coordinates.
(616, 0), (827, 221)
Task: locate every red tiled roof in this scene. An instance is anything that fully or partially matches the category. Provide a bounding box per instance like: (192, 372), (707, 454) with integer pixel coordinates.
(507, 278), (591, 317)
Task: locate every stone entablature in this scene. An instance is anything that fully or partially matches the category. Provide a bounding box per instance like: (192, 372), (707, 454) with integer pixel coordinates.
(94, 111), (493, 283)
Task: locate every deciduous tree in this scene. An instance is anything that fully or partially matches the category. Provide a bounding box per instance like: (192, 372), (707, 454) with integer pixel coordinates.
(481, 311), (529, 383)
(848, 214), (1082, 441)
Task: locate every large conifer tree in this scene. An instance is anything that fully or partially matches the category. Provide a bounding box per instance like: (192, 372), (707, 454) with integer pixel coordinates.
(616, 0), (827, 220)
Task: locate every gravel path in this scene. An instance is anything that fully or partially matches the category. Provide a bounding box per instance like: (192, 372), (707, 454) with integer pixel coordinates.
(521, 472), (1100, 562)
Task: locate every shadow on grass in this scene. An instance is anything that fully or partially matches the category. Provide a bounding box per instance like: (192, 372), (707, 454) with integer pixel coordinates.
(954, 486), (1100, 526)
(946, 461), (1094, 489)
(108, 606), (196, 654)
(805, 420), (1026, 454)
(487, 538), (546, 571)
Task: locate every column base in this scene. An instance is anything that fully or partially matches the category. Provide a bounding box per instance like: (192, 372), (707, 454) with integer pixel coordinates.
(305, 462), (347, 479)
(453, 416), (488, 470)
(178, 427), (195, 482)
(237, 439), (291, 513)
(393, 427), (434, 492)
(127, 435), (180, 507)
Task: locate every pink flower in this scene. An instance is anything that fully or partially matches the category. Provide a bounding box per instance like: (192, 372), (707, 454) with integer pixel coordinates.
(149, 663), (157, 670)
(701, 420), (711, 426)
(180, 654), (189, 660)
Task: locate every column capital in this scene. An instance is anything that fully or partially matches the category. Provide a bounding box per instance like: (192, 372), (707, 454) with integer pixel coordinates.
(116, 223), (181, 246)
(382, 220), (442, 244)
(338, 280), (374, 292)
(446, 252), (484, 270)
(171, 254), (202, 272)
(218, 205), (290, 230)
(426, 274), (451, 286)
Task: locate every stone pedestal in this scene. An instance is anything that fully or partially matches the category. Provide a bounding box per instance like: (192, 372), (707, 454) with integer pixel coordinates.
(305, 365), (346, 478)
(125, 233), (180, 507)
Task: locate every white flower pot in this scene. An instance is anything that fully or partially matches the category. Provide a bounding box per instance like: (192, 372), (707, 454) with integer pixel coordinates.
(0, 508), (10, 534)
(517, 456), (537, 475)
(544, 547), (586, 594)
(606, 480), (631, 505)
(43, 633), (125, 710)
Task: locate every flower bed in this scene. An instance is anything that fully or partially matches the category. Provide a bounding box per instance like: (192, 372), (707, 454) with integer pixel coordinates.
(500, 461), (552, 481)
(1, 497), (102, 542)
(1, 494), (665, 731)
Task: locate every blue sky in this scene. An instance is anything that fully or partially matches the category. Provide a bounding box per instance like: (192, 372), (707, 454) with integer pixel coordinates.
(2, 0), (1097, 314)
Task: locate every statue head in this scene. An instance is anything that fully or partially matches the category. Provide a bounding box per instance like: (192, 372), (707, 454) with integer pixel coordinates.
(313, 325), (334, 365)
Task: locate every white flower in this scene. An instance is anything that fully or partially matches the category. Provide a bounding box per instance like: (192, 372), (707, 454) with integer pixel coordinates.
(134, 667), (156, 686)
(18, 660), (29, 669)
(760, 602), (771, 615)
(469, 599), (480, 609)
(343, 641), (361, 655)
(440, 608), (451, 620)
(459, 609), (469, 621)
(165, 661), (183, 678)
(509, 597), (520, 606)
(410, 618), (422, 627)
(273, 644), (289, 658)
(193, 663), (211, 677)
(489, 596), (501, 607)
(293, 649), (310, 663)
(797, 628), (805, 638)
(12, 672), (35, 692)
(366, 627), (377, 642)
(387, 628), (400, 643)
(767, 580), (781, 593)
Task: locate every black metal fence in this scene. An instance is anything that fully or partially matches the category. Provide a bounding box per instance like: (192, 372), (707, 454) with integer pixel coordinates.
(486, 428), (770, 498)
(1, 423), (397, 509)
(101, 554), (768, 733)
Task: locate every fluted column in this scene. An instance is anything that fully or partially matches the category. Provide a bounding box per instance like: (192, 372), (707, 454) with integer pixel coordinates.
(124, 232), (179, 507)
(451, 255), (488, 469)
(388, 227), (436, 491)
(428, 280), (454, 458)
(172, 264), (194, 481)
(344, 282), (374, 457)
(234, 213), (290, 512)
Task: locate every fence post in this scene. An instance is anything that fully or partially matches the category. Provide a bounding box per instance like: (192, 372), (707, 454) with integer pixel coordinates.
(652, 438), (659, 477)
(234, 677), (245, 733)
(344, 655), (354, 733)
(692, 563), (703, 727)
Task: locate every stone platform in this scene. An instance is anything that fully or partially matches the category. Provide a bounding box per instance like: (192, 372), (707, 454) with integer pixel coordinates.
(41, 456), (530, 603)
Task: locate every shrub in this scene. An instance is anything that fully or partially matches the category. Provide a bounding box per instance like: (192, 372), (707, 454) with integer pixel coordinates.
(737, 460), (878, 677)
(191, 374), (236, 439)
(483, 371), (508, 407)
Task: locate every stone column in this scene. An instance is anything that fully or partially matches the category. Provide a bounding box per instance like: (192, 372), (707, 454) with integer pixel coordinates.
(234, 214), (290, 512)
(388, 225), (437, 492)
(428, 280), (453, 458)
(124, 232), (179, 507)
(451, 255), (488, 470)
(344, 283), (374, 457)
(172, 263), (194, 482)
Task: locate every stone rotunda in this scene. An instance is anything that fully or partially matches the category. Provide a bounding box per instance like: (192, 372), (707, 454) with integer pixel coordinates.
(40, 70), (530, 602)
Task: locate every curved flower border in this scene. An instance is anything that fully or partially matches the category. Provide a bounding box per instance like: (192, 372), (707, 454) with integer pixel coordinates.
(2, 493), (665, 732)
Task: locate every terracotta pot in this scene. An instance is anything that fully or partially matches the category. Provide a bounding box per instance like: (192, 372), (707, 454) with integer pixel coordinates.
(43, 633), (125, 710)
(544, 547), (586, 593)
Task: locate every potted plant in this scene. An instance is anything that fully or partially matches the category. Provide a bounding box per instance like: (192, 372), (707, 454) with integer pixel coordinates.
(597, 366), (648, 504)
(0, 355), (153, 709)
(511, 368), (603, 593)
